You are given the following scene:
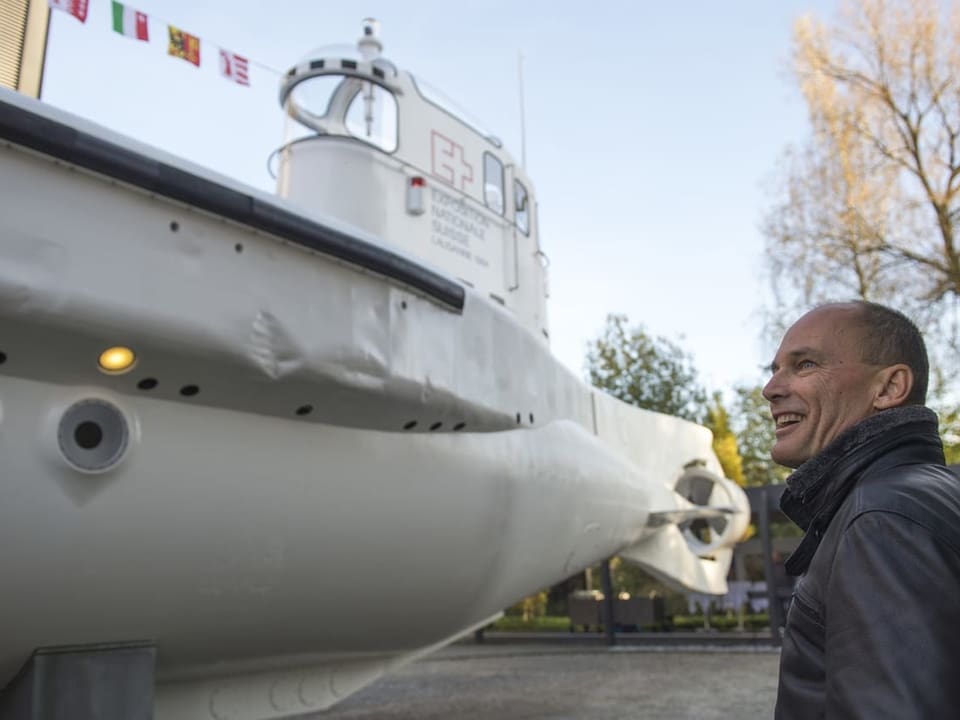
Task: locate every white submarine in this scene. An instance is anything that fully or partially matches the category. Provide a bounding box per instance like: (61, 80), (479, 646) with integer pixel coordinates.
(0, 19), (749, 719)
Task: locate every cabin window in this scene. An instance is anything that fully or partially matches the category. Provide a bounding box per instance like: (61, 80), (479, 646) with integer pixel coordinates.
(411, 75), (497, 141)
(483, 153), (504, 215)
(345, 82), (398, 153)
(514, 180), (530, 235)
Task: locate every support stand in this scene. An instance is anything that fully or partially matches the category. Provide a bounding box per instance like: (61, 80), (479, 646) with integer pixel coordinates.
(757, 486), (784, 645)
(599, 557), (616, 646)
(0, 642), (156, 720)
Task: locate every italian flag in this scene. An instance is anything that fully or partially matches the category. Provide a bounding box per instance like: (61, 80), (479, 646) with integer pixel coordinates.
(112, 1), (149, 41)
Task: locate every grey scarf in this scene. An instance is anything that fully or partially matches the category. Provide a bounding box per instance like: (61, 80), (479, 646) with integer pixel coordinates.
(780, 405), (942, 575)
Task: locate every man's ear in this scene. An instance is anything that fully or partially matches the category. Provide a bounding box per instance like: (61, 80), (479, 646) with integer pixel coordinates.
(873, 364), (914, 410)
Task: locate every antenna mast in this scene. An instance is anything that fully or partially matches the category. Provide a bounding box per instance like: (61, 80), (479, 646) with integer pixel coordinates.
(518, 52), (527, 170)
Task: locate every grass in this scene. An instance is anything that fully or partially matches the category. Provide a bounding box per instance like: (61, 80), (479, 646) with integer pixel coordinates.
(672, 613), (770, 631)
(490, 614), (772, 632)
(492, 615), (574, 632)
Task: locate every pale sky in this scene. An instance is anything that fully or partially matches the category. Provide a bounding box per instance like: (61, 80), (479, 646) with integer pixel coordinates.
(40, 0), (840, 395)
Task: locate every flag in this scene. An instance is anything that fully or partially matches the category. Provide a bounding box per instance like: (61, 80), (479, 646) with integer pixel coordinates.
(111, 1), (148, 41)
(168, 26), (201, 67)
(48, 0), (89, 23)
(219, 49), (250, 87)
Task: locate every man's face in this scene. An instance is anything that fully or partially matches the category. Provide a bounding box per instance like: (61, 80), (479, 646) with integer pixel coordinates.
(762, 305), (884, 468)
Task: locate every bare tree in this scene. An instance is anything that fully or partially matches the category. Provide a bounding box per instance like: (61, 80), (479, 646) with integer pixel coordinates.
(763, 0), (960, 379)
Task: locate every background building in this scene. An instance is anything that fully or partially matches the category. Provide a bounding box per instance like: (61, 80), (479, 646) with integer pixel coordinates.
(1, 0), (49, 97)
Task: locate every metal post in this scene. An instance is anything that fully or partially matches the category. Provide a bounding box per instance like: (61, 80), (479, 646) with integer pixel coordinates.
(517, 52), (527, 170)
(734, 544), (747, 631)
(0, 642), (156, 720)
(758, 485), (782, 645)
(599, 558), (616, 646)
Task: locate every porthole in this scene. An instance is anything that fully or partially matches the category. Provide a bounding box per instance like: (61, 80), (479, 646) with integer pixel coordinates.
(74, 421), (103, 449)
(58, 399), (129, 472)
(179, 385), (199, 397)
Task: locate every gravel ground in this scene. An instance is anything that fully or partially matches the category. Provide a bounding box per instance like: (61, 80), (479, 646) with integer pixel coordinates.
(319, 644), (781, 719)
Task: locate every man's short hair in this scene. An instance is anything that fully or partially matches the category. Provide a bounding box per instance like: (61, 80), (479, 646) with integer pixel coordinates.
(851, 301), (929, 405)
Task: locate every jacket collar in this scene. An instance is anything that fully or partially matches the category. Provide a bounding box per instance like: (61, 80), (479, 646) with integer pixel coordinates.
(780, 405), (942, 575)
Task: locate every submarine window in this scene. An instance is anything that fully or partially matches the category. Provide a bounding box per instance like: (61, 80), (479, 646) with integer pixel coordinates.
(514, 180), (530, 235)
(403, 420), (417, 430)
(0, 351), (6, 364)
(411, 75), (496, 143)
(516, 412), (521, 424)
(345, 82), (398, 153)
(170, 221), (179, 232)
(180, 384), (200, 397)
(296, 404), (313, 416)
(235, 243), (243, 253)
(529, 413), (534, 424)
(74, 421), (104, 450)
(290, 75), (338, 114)
(137, 378), (158, 390)
(453, 422), (466, 431)
(483, 153), (504, 215)
(429, 422), (442, 431)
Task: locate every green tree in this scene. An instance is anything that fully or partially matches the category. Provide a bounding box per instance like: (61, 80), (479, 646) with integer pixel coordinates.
(585, 313), (706, 422)
(940, 406), (960, 465)
(703, 391), (745, 486)
(762, 0), (960, 386)
(730, 385), (791, 486)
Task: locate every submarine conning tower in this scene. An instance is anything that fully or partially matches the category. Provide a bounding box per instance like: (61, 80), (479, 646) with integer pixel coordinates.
(276, 19), (550, 343)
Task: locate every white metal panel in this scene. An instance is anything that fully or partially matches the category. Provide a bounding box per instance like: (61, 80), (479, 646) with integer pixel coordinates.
(591, 388), (721, 482)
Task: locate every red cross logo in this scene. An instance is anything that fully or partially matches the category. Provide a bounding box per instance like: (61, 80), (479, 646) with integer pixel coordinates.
(431, 130), (474, 191)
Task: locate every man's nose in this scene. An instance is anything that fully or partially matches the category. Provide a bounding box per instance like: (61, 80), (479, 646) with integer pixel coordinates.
(762, 373), (784, 401)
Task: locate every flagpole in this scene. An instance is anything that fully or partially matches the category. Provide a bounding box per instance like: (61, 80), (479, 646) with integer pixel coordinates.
(518, 51), (526, 171)
(37, 3), (52, 100)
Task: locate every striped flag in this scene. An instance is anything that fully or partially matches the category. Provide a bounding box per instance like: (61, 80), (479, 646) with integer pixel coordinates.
(48, 0), (89, 23)
(111, 1), (148, 41)
(219, 49), (250, 87)
(168, 25), (201, 67)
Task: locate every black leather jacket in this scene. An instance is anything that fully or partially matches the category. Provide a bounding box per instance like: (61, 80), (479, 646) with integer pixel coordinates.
(775, 406), (960, 720)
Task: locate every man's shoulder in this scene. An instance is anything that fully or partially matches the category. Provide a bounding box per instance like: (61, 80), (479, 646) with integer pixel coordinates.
(856, 459), (958, 501)
(849, 462), (960, 545)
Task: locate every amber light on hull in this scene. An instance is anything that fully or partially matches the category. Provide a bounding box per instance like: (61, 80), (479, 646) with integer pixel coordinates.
(98, 346), (136, 374)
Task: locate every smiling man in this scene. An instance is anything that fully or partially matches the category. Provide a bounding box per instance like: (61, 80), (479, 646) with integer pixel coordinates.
(764, 301), (960, 719)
